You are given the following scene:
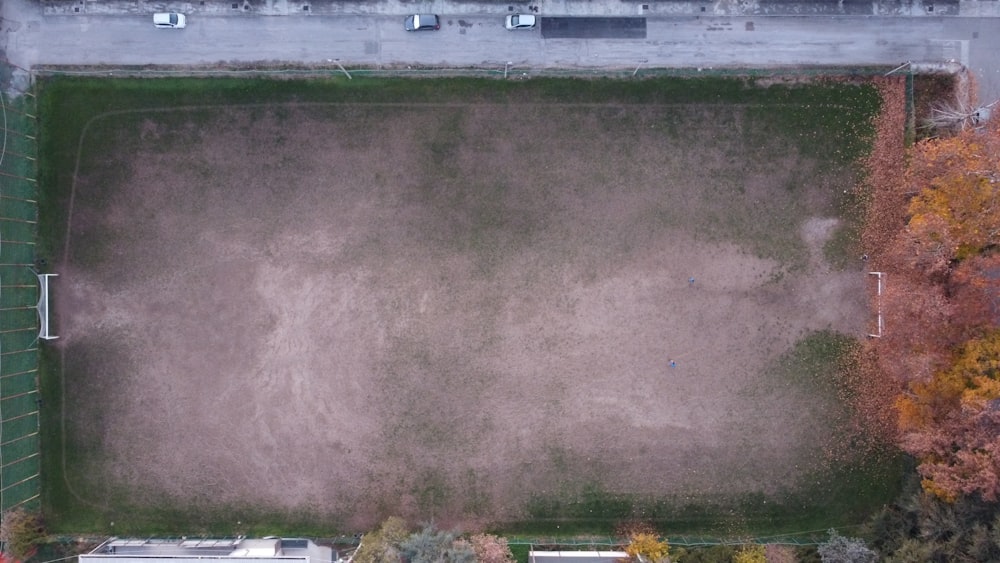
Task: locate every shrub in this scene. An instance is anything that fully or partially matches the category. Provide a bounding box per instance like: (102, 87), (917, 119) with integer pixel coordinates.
(817, 530), (876, 563)
(0, 509), (44, 560)
(469, 534), (515, 563)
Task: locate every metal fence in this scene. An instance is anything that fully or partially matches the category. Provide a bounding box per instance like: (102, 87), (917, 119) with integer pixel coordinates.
(505, 533), (828, 548)
(0, 70), (41, 513)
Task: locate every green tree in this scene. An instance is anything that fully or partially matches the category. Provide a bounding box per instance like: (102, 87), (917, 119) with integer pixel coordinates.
(865, 479), (1000, 562)
(882, 539), (936, 563)
(671, 545), (736, 563)
(400, 526), (475, 563)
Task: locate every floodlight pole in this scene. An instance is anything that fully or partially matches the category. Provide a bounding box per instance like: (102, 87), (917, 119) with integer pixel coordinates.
(633, 59), (647, 77)
(335, 59), (352, 80)
(884, 61), (911, 76)
(328, 58), (352, 80)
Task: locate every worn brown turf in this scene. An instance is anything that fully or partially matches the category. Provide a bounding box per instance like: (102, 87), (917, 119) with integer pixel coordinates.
(56, 103), (866, 530)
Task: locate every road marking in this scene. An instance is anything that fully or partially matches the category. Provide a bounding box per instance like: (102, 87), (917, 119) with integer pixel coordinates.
(932, 39), (968, 66)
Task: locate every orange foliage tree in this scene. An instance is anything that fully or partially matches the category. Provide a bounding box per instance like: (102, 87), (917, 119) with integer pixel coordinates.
(877, 106), (1000, 502)
(950, 253), (1000, 331)
(896, 330), (1000, 501)
(905, 130), (1000, 261)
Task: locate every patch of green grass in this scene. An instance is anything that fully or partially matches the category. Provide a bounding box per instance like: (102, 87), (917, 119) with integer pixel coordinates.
(38, 75), (877, 268)
(824, 186), (868, 270)
(746, 95), (877, 166)
(509, 543), (531, 563)
(45, 498), (343, 537)
(823, 222), (862, 270)
(772, 330), (853, 393)
(498, 454), (903, 538)
(499, 332), (902, 537)
(37, 346), (75, 526)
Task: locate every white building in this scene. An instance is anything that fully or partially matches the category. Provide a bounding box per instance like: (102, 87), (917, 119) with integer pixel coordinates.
(81, 538), (337, 563)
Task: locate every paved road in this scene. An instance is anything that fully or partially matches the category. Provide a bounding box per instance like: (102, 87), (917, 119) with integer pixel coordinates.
(2, 0), (999, 102)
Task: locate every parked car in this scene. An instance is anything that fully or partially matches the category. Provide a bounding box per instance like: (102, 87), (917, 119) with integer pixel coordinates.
(404, 14), (440, 31)
(153, 12), (186, 29)
(505, 14), (536, 30)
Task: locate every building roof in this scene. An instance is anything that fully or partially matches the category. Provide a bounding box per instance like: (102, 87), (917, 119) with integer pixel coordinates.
(529, 550), (630, 562)
(81, 538), (334, 563)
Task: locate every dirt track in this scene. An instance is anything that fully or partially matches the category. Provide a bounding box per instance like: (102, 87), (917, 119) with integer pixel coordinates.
(56, 103), (867, 529)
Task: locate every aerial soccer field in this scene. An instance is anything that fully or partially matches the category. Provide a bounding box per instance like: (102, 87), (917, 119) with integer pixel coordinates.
(38, 76), (899, 534)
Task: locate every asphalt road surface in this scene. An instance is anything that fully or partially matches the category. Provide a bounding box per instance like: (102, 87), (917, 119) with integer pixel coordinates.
(541, 17), (647, 39)
(2, 0), (999, 101)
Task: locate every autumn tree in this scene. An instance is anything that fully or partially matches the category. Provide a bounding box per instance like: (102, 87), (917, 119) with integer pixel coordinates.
(762, 545), (797, 563)
(623, 532), (669, 563)
(874, 106), (1000, 501)
(468, 534), (515, 563)
(892, 116), (1000, 272)
(879, 115), (1000, 381)
(0, 508), (44, 561)
(731, 544), (766, 563)
(949, 253), (1000, 332)
(353, 516), (410, 563)
(896, 330), (1000, 501)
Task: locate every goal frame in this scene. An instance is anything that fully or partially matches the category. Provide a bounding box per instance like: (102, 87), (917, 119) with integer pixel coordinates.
(868, 271), (884, 338)
(37, 273), (57, 340)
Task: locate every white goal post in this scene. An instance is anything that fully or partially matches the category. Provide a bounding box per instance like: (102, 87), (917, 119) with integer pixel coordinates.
(37, 273), (57, 340)
(868, 271), (885, 338)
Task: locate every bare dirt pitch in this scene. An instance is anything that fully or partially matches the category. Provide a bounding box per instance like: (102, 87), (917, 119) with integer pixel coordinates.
(56, 100), (868, 530)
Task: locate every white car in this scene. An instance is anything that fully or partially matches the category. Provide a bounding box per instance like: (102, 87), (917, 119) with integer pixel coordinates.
(153, 13), (186, 29)
(505, 14), (536, 30)
(404, 14), (440, 31)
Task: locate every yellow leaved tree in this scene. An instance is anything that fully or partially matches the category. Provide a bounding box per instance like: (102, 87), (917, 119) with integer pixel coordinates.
(624, 533), (670, 563)
(905, 124), (1000, 262)
(733, 545), (767, 563)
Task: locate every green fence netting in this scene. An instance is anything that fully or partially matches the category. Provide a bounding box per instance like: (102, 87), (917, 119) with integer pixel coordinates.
(0, 68), (41, 513)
